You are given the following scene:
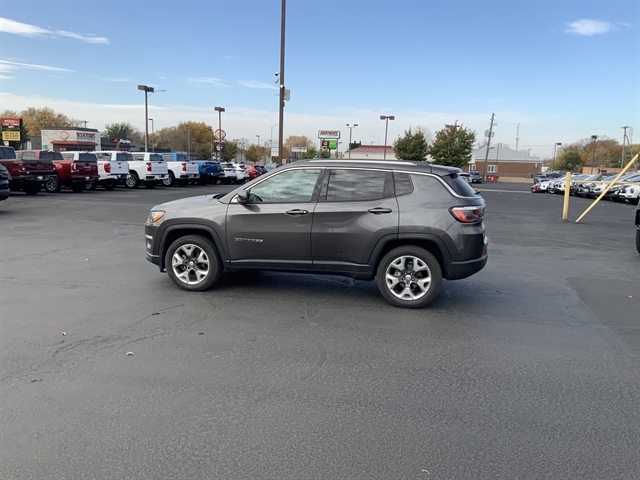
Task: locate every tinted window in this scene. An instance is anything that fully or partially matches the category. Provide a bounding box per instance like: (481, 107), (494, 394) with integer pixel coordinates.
(79, 153), (98, 162)
(394, 172), (413, 196)
(117, 153), (134, 162)
(248, 168), (321, 203)
(445, 174), (478, 197)
(0, 147), (16, 159)
(325, 169), (392, 202)
(150, 154), (163, 161)
(40, 152), (55, 160)
(176, 154), (188, 162)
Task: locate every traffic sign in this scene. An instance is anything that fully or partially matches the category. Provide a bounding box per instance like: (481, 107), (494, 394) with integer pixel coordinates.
(214, 129), (226, 140)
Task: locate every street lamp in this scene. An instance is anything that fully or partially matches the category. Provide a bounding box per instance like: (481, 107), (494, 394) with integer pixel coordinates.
(346, 123), (358, 159)
(256, 135), (261, 164)
(590, 135), (598, 171)
(148, 118), (154, 153)
(138, 84), (155, 152)
(380, 115), (395, 160)
(214, 106), (225, 161)
(552, 142), (562, 165)
(369, 135), (379, 144)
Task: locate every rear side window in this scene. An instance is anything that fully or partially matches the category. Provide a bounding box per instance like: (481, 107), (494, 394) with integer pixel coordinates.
(324, 169), (393, 202)
(150, 154), (163, 161)
(162, 154), (173, 162)
(445, 174), (478, 197)
(79, 153), (97, 162)
(96, 153), (111, 161)
(61, 153), (75, 160)
(132, 154), (144, 161)
(40, 152), (55, 160)
(393, 172), (413, 196)
(0, 147), (16, 159)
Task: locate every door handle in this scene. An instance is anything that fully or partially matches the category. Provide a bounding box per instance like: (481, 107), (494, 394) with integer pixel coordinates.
(367, 207), (393, 214)
(285, 209), (309, 215)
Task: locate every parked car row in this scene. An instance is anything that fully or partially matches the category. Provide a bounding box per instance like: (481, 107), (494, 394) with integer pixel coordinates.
(0, 146), (269, 196)
(531, 172), (640, 204)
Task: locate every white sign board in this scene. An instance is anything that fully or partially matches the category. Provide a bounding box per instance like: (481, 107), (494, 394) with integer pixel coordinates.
(318, 130), (340, 139)
(271, 146), (279, 158)
(291, 147), (307, 153)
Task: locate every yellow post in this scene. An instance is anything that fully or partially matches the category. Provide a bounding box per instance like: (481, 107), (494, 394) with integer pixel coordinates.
(575, 152), (639, 223)
(562, 172), (571, 221)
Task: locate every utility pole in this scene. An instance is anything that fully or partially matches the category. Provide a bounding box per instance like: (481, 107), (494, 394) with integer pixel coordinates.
(515, 123), (520, 151)
(277, 0), (286, 166)
(621, 126), (630, 168)
(482, 113), (496, 179)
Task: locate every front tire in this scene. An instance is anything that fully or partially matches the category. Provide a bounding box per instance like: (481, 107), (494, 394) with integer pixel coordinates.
(165, 235), (222, 291)
(376, 246), (442, 308)
(44, 175), (61, 193)
(636, 230), (640, 254)
(70, 183), (85, 193)
(125, 172), (140, 189)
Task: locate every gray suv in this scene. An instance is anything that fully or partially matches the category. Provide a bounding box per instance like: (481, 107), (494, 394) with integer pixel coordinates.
(145, 160), (488, 308)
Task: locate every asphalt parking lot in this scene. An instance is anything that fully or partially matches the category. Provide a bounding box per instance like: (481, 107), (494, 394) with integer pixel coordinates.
(1, 183), (638, 479)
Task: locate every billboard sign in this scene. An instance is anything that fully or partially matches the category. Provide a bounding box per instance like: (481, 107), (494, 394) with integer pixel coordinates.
(2, 131), (21, 141)
(318, 130), (340, 139)
(291, 147), (307, 153)
(1, 118), (21, 128)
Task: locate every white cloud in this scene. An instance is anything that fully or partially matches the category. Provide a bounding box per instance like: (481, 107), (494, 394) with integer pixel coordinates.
(0, 60), (72, 72)
(188, 77), (229, 87)
(564, 19), (615, 36)
(238, 80), (278, 90)
(0, 17), (109, 44)
(0, 74), (13, 80)
(106, 77), (131, 82)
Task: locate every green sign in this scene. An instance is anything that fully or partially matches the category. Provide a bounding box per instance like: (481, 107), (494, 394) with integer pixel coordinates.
(328, 139), (337, 149)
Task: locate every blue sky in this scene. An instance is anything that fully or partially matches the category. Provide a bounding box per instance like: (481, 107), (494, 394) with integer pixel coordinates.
(0, 0), (638, 158)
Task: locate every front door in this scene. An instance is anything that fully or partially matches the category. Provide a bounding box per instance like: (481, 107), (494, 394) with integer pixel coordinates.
(225, 167), (324, 270)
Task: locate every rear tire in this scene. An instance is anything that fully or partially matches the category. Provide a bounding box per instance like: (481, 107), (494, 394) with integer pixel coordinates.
(144, 181), (156, 189)
(636, 230), (640, 254)
(125, 172), (140, 189)
(376, 246), (442, 308)
(70, 183), (85, 193)
(104, 180), (117, 191)
(165, 235), (222, 292)
(44, 175), (61, 193)
(23, 182), (41, 195)
(163, 172), (175, 187)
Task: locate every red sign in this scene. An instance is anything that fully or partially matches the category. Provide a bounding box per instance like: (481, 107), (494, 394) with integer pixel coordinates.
(1, 118), (21, 128)
(77, 132), (96, 141)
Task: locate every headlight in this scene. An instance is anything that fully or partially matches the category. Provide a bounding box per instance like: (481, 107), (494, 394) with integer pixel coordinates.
(147, 210), (165, 224)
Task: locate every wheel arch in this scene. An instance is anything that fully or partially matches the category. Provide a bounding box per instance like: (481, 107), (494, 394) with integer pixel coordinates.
(371, 235), (452, 280)
(159, 224), (226, 271)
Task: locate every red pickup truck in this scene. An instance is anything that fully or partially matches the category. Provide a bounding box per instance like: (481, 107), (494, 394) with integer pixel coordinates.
(43, 151), (99, 193)
(2, 147), (54, 195)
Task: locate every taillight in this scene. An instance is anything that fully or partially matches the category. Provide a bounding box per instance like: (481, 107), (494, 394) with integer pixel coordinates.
(146, 162), (152, 172)
(104, 163), (111, 174)
(450, 206), (484, 223)
(71, 163), (77, 173)
(181, 162), (187, 172)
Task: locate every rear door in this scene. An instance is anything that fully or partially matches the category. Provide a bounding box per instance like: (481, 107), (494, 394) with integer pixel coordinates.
(225, 167), (323, 270)
(311, 168), (399, 273)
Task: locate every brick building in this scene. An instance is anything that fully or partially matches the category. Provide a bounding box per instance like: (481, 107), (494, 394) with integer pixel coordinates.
(472, 146), (543, 178)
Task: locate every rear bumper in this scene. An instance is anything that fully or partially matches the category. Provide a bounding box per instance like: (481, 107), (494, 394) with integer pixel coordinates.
(445, 253), (488, 280)
(10, 174), (51, 184)
(179, 173), (200, 180)
(145, 174), (168, 181)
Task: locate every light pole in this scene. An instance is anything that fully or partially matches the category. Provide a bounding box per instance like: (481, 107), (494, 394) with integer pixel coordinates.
(138, 85), (155, 152)
(346, 123), (358, 159)
(256, 134), (261, 164)
(590, 135), (597, 171)
(270, 123), (279, 161)
(369, 135), (379, 145)
(380, 115), (395, 160)
(148, 118), (155, 153)
(552, 142), (562, 165)
(214, 106), (225, 161)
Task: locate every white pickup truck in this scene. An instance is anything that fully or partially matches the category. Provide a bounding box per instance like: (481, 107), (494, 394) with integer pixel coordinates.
(93, 151), (132, 190)
(128, 153), (169, 189)
(160, 153), (200, 186)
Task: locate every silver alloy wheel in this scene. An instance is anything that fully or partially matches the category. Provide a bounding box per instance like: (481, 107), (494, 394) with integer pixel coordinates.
(126, 175), (137, 188)
(45, 176), (58, 191)
(385, 255), (432, 301)
(171, 244), (210, 285)
(163, 173), (173, 187)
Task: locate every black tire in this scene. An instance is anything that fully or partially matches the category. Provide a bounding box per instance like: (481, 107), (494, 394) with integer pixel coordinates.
(70, 183), (85, 193)
(88, 181), (98, 191)
(125, 172), (140, 189)
(165, 235), (222, 292)
(636, 230), (640, 254)
(215, 178), (223, 185)
(163, 172), (175, 187)
(178, 180), (187, 187)
(376, 246), (442, 308)
(23, 182), (41, 195)
(104, 180), (117, 191)
(44, 175), (61, 194)
(197, 177), (208, 186)
(144, 181), (156, 189)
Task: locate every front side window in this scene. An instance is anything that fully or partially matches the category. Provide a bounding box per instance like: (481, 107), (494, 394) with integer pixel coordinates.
(324, 169), (392, 202)
(248, 168), (321, 203)
(0, 147), (16, 159)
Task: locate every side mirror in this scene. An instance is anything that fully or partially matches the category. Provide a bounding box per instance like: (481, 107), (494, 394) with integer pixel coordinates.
(237, 190), (248, 204)
(474, 190), (482, 196)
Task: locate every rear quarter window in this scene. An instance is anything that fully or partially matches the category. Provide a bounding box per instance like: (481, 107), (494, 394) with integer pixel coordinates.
(444, 174), (478, 197)
(0, 147), (16, 159)
(40, 152), (55, 160)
